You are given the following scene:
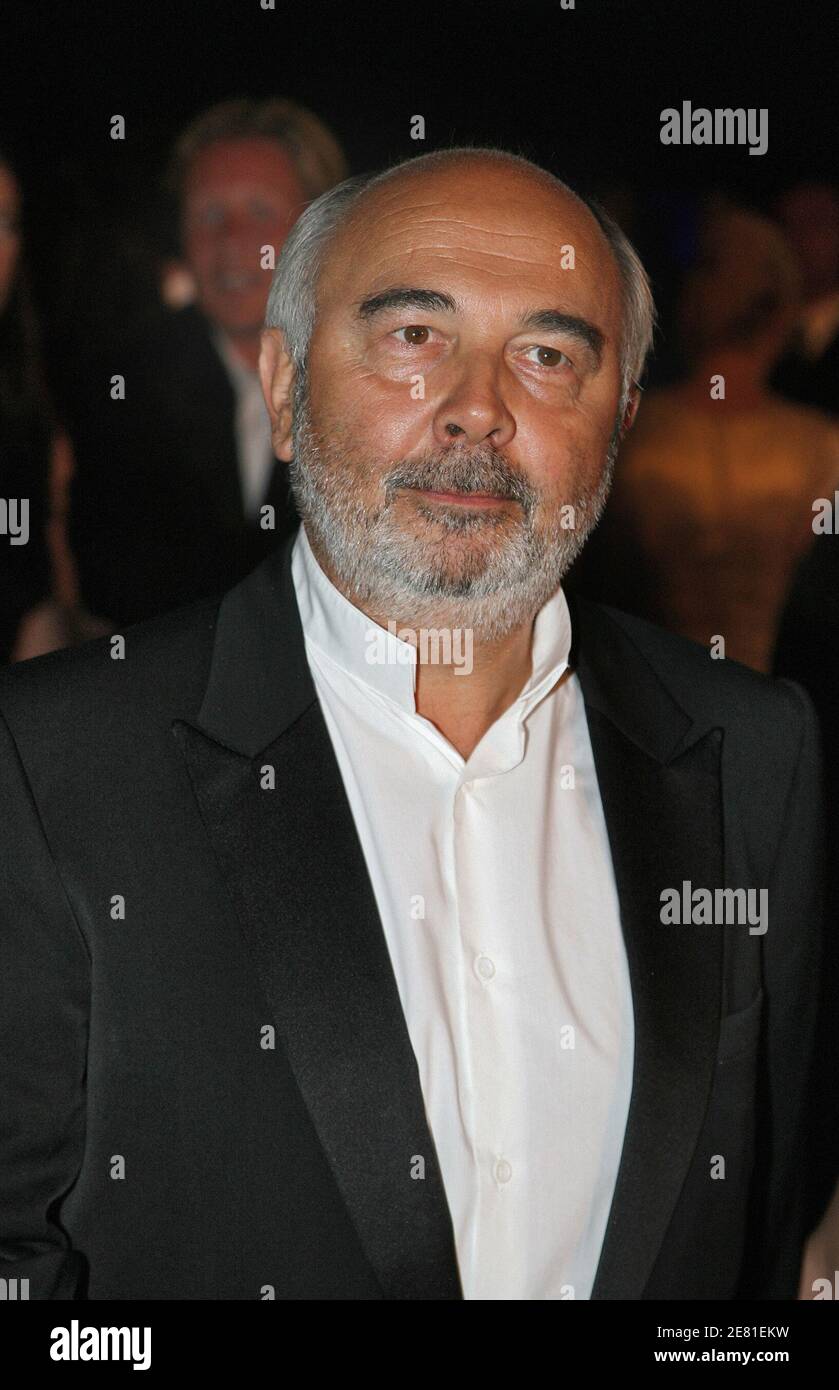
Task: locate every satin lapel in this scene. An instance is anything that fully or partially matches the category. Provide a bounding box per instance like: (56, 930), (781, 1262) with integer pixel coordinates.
(172, 541), (462, 1300)
(571, 598), (725, 1300)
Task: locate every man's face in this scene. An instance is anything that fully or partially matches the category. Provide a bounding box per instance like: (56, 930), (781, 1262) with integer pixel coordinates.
(182, 137), (307, 339)
(266, 159), (630, 637)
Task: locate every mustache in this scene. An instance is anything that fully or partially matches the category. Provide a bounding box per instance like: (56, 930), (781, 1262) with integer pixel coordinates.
(384, 446), (538, 512)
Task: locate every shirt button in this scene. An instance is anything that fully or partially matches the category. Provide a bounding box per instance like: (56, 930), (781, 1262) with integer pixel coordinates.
(474, 954), (496, 981)
(494, 1158), (513, 1184)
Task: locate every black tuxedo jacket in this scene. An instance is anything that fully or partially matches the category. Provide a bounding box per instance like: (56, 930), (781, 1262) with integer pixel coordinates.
(774, 533), (839, 1229)
(68, 305), (299, 627)
(0, 536), (823, 1300)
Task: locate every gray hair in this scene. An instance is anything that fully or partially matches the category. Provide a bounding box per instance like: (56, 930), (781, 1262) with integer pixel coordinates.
(265, 148), (655, 414)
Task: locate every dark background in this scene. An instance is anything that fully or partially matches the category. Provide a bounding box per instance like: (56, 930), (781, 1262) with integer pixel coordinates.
(0, 0), (834, 422)
(2, 0), (834, 193)
(0, 0), (833, 501)
(0, 0), (834, 358)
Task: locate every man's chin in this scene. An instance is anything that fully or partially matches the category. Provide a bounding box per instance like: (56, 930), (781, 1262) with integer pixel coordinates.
(380, 522), (519, 584)
(368, 524), (544, 607)
(390, 497), (520, 550)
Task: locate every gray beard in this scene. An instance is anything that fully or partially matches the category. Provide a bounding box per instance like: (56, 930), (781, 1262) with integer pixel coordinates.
(287, 377), (619, 642)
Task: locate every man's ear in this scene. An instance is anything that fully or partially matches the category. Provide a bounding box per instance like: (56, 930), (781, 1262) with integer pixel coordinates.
(619, 385), (642, 438)
(259, 328), (297, 462)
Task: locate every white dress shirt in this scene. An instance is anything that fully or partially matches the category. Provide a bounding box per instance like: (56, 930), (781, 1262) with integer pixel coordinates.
(213, 331), (275, 519)
(291, 524), (634, 1300)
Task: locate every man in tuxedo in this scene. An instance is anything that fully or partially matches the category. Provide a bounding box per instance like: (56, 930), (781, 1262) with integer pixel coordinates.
(69, 99), (347, 626)
(0, 148), (823, 1300)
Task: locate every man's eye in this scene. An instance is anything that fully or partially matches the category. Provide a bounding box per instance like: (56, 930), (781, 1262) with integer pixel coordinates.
(394, 325), (431, 346)
(523, 345), (572, 368)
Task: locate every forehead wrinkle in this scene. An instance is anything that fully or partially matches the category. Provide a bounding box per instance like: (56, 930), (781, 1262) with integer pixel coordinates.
(340, 219), (618, 294)
(360, 210), (585, 245)
(368, 247), (576, 275)
(358, 174), (586, 213)
(347, 177), (596, 222)
(351, 210), (597, 251)
(356, 253), (619, 315)
(347, 233), (613, 278)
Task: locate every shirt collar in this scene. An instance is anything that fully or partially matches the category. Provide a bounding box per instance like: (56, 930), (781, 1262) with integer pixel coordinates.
(291, 522), (573, 721)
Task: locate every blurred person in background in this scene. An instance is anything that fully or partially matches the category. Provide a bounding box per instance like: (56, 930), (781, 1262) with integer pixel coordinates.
(771, 182), (839, 418)
(587, 202), (839, 671)
(69, 99), (347, 627)
(0, 150), (49, 660)
(0, 150), (101, 662)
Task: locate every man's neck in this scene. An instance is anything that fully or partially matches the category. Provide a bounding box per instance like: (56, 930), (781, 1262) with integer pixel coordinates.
(307, 534), (535, 761)
(412, 629), (535, 760)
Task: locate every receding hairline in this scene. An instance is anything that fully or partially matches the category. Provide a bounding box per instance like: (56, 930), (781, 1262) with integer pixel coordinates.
(319, 148), (616, 276)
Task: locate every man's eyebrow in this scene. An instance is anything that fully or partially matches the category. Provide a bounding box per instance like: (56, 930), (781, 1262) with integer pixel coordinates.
(518, 309), (604, 364)
(355, 291), (605, 365)
(356, 287), (459, 320)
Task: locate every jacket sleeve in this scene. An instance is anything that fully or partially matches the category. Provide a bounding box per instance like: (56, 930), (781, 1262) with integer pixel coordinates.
(0, 709), (90, 1298)
(738, 678), (825, 1299)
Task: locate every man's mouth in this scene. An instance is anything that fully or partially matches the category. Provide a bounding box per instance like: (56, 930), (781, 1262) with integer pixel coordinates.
(411, 488), (515, 509)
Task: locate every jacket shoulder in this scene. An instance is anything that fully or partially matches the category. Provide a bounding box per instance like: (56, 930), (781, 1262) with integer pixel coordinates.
(576, 596), (813, 736)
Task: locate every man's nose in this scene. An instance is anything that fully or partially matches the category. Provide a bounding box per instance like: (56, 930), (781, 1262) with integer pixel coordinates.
(431, 355), (516, 449)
